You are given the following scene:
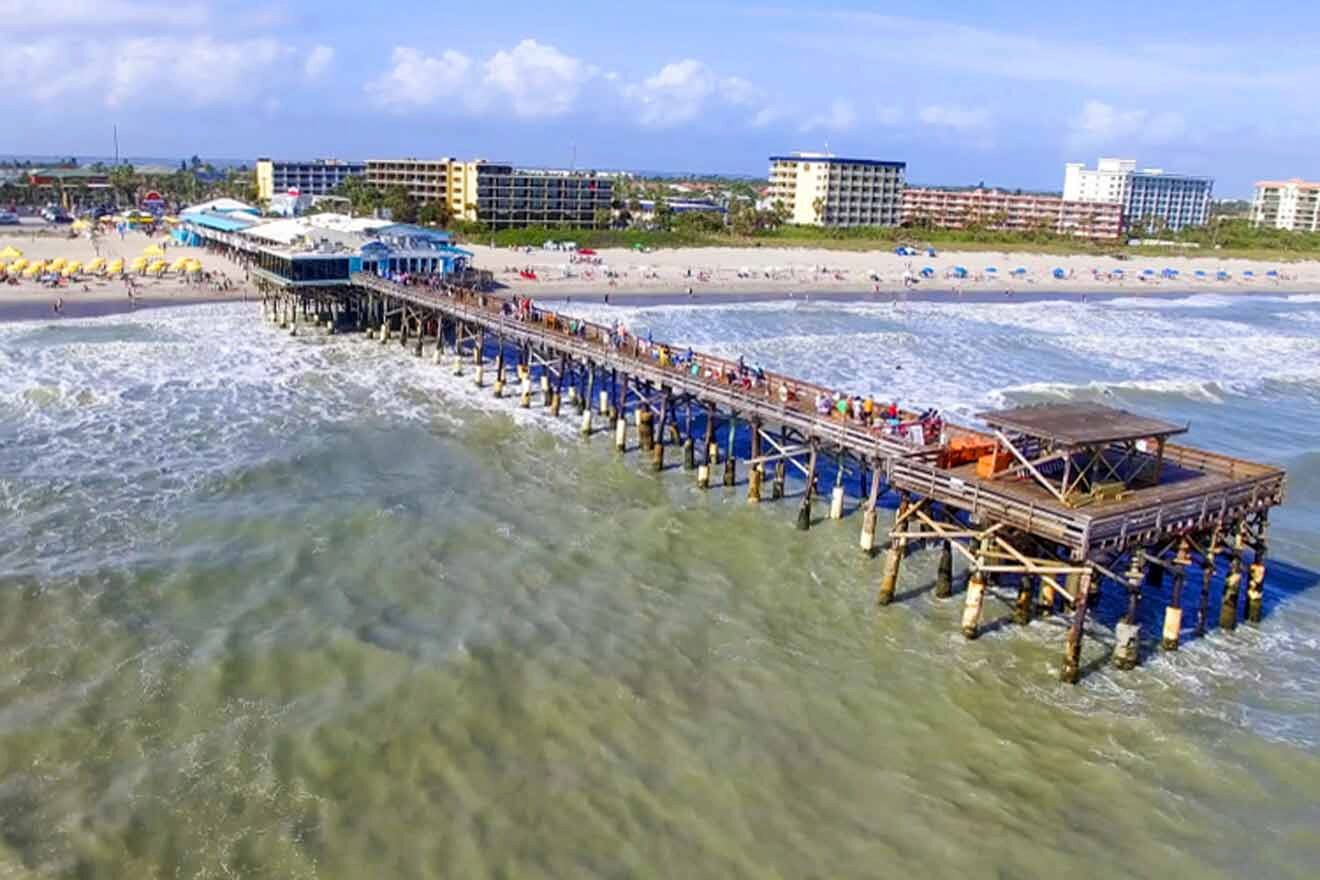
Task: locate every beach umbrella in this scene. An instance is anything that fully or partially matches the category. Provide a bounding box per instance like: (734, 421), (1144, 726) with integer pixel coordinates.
(64, 260), (82, 273)
(49, 257), (67, 271)
(130, 256), (148, 273)
(1243, 270), (1255, 278)
(24, 263), (43, 278)
(1266, 269), (1279, 277)
(1011, 267), (1027, 276)
(10, 257), (27, 271)
(1111, 268), (1124, 276)
(170, 256), (190, 272)
(142, 244), (165, 257)
(1216, 270), (1230, 280)
(148, 259), (167, 276)
(0, 262), (7, 277)
(1052, 268), (1066, 279)
(107, 259), (124, 276)
(87, 257), (106, 273)
(920, 266), (935, 278)
(71, 219), (91, 232)
(952, 266), (968, 278)
(1141, 268), (1155, 276)
(926, 247), (937, 257)
(0, 246), (22, 259)
(985, 266), (998, 273)
(1194, 270), (1207, 278)
(185, 259), (202, 274)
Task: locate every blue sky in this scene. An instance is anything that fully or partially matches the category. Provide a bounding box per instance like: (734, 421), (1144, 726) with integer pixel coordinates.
(1, 0), (1314, 196)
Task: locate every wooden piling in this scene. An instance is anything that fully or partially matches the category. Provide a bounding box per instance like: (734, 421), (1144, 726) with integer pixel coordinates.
(877, 492), (909, 605)
(1114, 554), (1144, 670)
(1060, 565), (1093, 684)
(796, 443), (817, 531)
(722, 413), (737, 487)
(1220, 522), (1246, 631)
(1247, 515), (1268, 624)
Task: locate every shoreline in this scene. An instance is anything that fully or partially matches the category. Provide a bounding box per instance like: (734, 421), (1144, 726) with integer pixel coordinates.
(1, 283), (1312, 324)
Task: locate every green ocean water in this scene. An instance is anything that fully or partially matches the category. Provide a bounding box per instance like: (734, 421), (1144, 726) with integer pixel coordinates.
(1, 298), (1318, 878)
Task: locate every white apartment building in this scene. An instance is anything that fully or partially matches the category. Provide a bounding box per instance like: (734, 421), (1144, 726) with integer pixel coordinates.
(1251, 179), (1320, 231)
(1064, 157), (1213, 231)
(768, 152), (906, 227)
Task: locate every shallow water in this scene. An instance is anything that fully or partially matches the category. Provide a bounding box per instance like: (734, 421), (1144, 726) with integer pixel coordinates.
(1, 295), (1318, 878)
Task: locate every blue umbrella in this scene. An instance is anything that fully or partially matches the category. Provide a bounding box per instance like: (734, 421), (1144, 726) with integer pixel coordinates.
(1011, 267), (1027, 276)
(952, 266), (968, 278)
(1111, 268), (1124, 276)
(1217, 270), (1231, 280)
(1141, 268), (1155, 276)
(1243, 270), (1255, 278)
(926, 247), (937, 257)
(1267, 269), (1279, 277)
(1195, 270), (1207, 278)
(920, 266), (935, 278)
(1162, 268), (1178, 278)
(985, 266), (998, 273)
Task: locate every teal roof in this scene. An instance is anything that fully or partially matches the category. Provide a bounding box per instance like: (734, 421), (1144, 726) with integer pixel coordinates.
(183, 211), (257, 233)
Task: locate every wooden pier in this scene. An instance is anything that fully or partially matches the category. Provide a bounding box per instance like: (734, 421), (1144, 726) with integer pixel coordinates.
(257, 274), (1286, 683)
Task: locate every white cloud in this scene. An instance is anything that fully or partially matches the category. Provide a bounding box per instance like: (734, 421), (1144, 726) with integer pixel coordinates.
(0, 35), (293, 107)
(366, 47), (472, 109)
(304, 45), (335, 81)
(1069, 99), (1186, 146)
(801, 98), (858, 133)
(623, 59), (761, 127)
(0, 0), (209, 28)
(919, 104), (990, 131)
(481, 39), (591, 118)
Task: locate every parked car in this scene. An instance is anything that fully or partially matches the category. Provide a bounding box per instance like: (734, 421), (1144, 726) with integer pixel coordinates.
(0, 212), (19, 225)
(41, 207), (73, 223)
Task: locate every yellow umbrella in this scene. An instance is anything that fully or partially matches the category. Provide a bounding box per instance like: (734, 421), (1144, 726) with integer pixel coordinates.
(87, 257), (106, 273)
(186, 259), (202, 274)
(0, 262), (8, 277)
(49, 257), (67, 271)
(0, 246), (21, 259)
(107, 259), (125, 276)
(23, 264), (41, 279)
(72, 219), (91, 232)
(65, 260), (82, 273)
(10, 257), (28, 271)
(169, 256), (190, 272)
(148, 260), (167, 276)
(142, 244), (165, 257)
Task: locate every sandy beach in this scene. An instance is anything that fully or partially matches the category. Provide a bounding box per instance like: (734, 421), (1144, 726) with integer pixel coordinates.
(468, 243), (1320, 298)
(0, 228), (252, 319)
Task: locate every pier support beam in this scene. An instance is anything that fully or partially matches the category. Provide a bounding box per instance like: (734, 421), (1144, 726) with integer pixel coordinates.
(722, 414), (737, 487)
(934, 539), (953, 599)
(1162, 539), (1191, 650)
(960, 540), (987, 639)
(796, 443), (818, 531)
(877, 492), (909, 606)
(1014, 574), (1035, 625)
(1247, 516), (1269, 624)
(1115, 554), (1144, 670)
(1060, 565), (1093, 685)
(1196, 529), (1219, 636)
(1220, 522), (1246, 632)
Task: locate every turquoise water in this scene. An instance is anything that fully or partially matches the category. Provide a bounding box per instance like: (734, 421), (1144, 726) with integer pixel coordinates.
(1, 295), (1318, 878)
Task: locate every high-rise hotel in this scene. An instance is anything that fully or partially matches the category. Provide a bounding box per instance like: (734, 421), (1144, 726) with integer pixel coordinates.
(768, 152), (906, 227)
(1063, 158), (1213, 232)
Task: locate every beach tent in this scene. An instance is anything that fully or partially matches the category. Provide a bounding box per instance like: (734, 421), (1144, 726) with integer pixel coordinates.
(1052, 267), (1066, 279)
(1194, 270), (1207, 279)
(1216, 270), (1231, 281)
(1010, 267), (1027, 276)
(950, 266), (968, 279)
(0, 246), (21, 259)
(1163, 268), (1179, 279)
(920, 266), (935, 278)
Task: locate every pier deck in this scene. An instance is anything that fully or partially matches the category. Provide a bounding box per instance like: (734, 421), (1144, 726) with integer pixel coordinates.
(253, 272), (1285, 683)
